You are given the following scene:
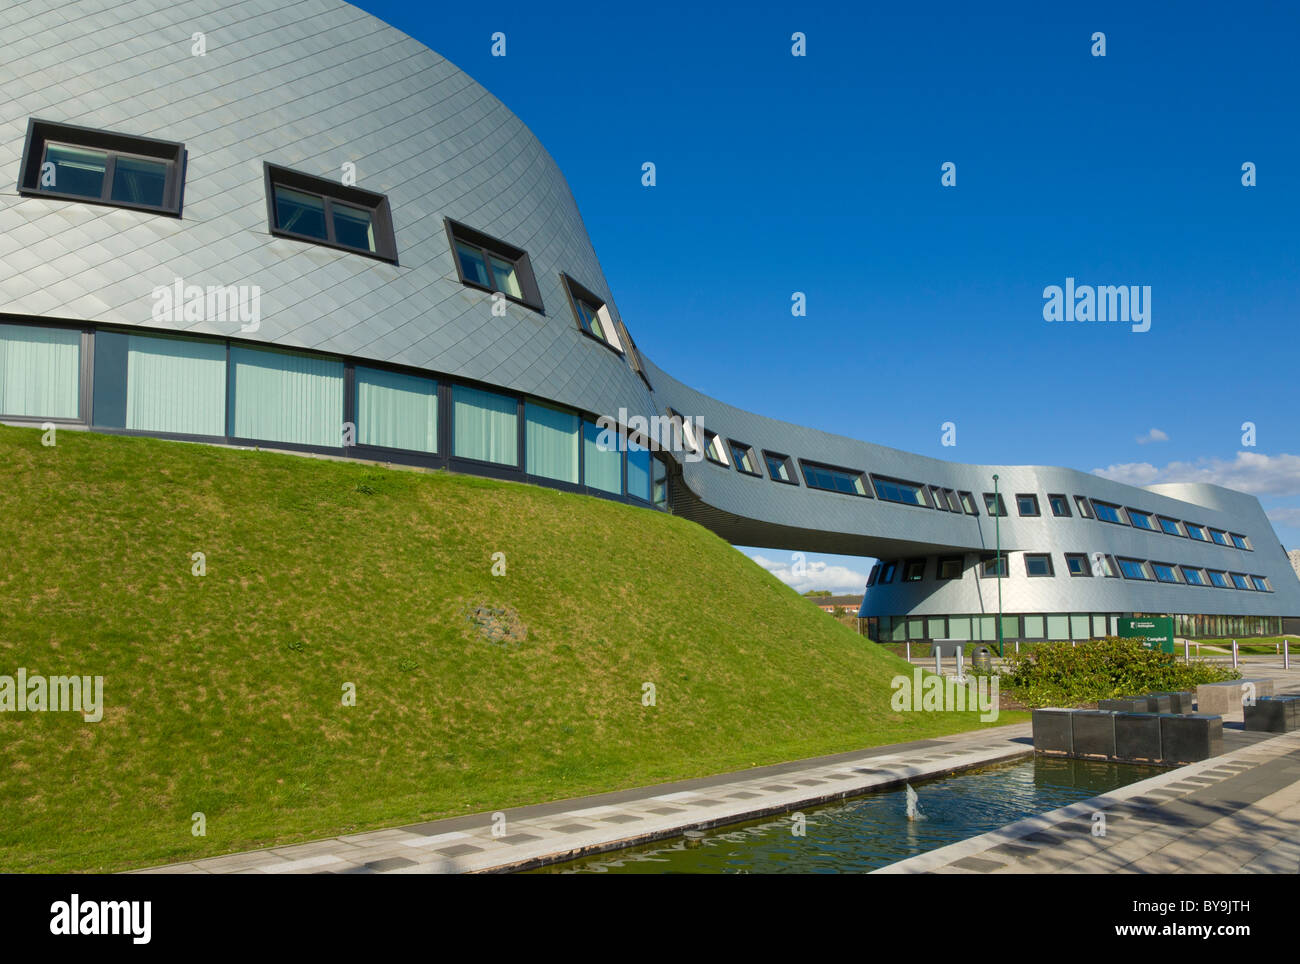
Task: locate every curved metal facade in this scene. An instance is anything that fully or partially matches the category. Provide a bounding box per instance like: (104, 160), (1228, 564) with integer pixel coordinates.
(1, 0), (1295, 634)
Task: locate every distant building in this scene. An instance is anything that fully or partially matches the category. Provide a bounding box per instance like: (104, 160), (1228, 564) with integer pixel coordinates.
(1288, 550), (1300, 583)
(811, 595), (864, 614)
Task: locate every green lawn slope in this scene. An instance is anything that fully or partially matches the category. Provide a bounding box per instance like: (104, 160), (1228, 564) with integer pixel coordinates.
(0, 425), (1020, 872)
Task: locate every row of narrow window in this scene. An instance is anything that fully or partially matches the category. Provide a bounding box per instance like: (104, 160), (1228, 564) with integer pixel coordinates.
(868, 553), (1272, 591)
(14, 118), (650, 387)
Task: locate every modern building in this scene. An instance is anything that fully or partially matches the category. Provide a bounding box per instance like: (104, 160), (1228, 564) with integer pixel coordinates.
(2, 0), (1296, 643)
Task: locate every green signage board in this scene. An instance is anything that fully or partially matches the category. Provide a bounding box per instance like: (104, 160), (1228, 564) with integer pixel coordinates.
(1119, 616), (1175, 653)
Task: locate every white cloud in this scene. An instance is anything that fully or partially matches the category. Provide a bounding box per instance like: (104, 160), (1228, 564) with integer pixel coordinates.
(749, 554), (869, 595)
(1135, 427), (1168, 445)
(1092, 451), (1300, 496)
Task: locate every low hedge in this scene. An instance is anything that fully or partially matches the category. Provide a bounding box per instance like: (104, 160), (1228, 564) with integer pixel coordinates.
(998, 637), (1239, 708)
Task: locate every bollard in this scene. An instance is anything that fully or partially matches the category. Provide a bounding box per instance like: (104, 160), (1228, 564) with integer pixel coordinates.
(1232, 640), (1239, 668)
(1286, 640), (1290, 670)
(1184, 638), (1190, 662)
(905, 641), (911, 663)
(934, 648), (942, 677)
(1015, 640), (1020, 655)
(1071, 639), (1077, 648)
(955, 647), (964, 679)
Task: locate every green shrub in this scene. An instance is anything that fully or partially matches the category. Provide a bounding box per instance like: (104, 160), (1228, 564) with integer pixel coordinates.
(999, 636), (1238, 707)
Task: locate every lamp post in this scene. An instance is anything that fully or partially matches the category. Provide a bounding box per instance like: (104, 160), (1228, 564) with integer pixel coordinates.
(994, 473), (1003, 659)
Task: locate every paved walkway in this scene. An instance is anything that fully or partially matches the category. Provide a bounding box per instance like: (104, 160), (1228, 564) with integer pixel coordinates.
(134, 724), (1034, 874)
(877, 728), (1300, 874)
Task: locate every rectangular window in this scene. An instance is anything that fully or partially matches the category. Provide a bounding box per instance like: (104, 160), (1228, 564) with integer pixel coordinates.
(1151, 563), (1179, 583)
(1048, 494), (1070, 517)
(878, 561), (896, 584)
(1158, 517), (1183, 536)
(1095, 554), (1118, 577)
(1209, 528), (1230, 546)
(983, 493), (1007, 516)
(903, 559), (925, 582)
(703, 430), (730, 467)
(1074, 495), (1094, 519)
(356, 366), (437, 453)
(1093, 501), (1126, 525)
(0, 322), (81, 419)
(229, 345), (343, 447)
(959, 491), (978, 515)
(445, 219), (542, 309)
(729, 440), (759, 476)
(928, 486), (947, 511)
(114, 332), (226, 436)
(801, 460), (869, 497)
(1118, 558), (1149, 580)
(874, 476), (928, 507)
(1207, 570), (1230, 588)
(1251, 575), (1270, 591)
(947, 616), (972, 641)
(928, 617), (947, 639)
(1016, 494), (1040, 517)
(1128, 509), (1156, 531)
(1230, 573), (1251, 590)
(1230, 533), (1250, 550)
(1065, 553), (1090, 576)
(266, 164), (397, 262)
(524, 401), (578, 483)
(943, 489), (962, 513)
(583, 420), (622, 494)
(980, 554), (1008, 578)
(866, 564), (880, 587)
(938, 556), (963, 579)
(1023, 615), (1045, 639)
(763, 450), (797, 484)
(1046, 614), (1069, 640)
(1181, 567), (1206, 586)
(19, 118), (185, 215)
(626, 438), (652, 502)
(561, 274), (623, 352)
(652, 456), (668, 506)
(1186, 523), (1210, 542)
(452, 384), (518, 466)
(1071, 614), (1091, 641)
(1024, 554), (1053, 577)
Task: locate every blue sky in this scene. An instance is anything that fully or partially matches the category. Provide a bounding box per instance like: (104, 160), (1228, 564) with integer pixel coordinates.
(356, 0), (1300, 591)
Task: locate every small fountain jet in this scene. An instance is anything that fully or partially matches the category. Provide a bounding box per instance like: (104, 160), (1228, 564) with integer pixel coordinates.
(905, 783), (925, 822)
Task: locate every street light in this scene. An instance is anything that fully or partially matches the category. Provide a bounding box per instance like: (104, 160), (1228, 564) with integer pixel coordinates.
(993, 473), (1003, 658)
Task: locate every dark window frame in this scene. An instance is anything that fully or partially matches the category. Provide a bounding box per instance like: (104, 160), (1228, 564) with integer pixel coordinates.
(1074, 495), (1095, 519)
(1024, 553), (1054, 577)
(937, 555), (964, 580)
(762, 450), (798, 485)
(1092, 500), (1127, 525)
(943, 488), (962, 513)
(983, 492), (1007, 517)
(872, 474), (930, 508)
(799, 459), (871, 498)
(265, 163), (398, 263)
(1207, 569), (1230, 588)
(1180, 566), (1207, 586)
(728, 439), (760, 476)
(1186, 523), (1210, 543)
(878, 561), (897, 584)
(1064, 553), (1091, 577)
(1127, 508), (1157, 532)
(1016, 493), (1041, 517)
(902, 558), (926, 582)
(1151, 562), (1180, 584)
(443, 217), (543, 310)
(701, 429), (730, 468)
(1230, 533), (1251, 551)
(928, 485), (948, 511)
(1047, 493), (1071, 518)
(958, 491), (978, 515)
(560, 272), (623, 354)
(1117, 557), (1150, 581)
(1209, 528), (1231, 547)
(979, 554), (1009, 579)
(1157, 516), (1184, 537)
(18, 117), (186, 217)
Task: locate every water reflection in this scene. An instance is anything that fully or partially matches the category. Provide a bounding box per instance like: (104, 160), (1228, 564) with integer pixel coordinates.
(528, 757), (1160, 874)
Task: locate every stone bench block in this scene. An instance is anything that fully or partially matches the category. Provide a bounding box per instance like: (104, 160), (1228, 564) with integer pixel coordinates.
(1071, 709), (1116, 759)
(1114, 712), (1162, 763)
(1159, 713), (1223, 764)
(1098, 698), (1149, 713)
(1031, 708), (1074, 755)
(1196, 679), (1273, 718)
(1244, 696), (1299, 733)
